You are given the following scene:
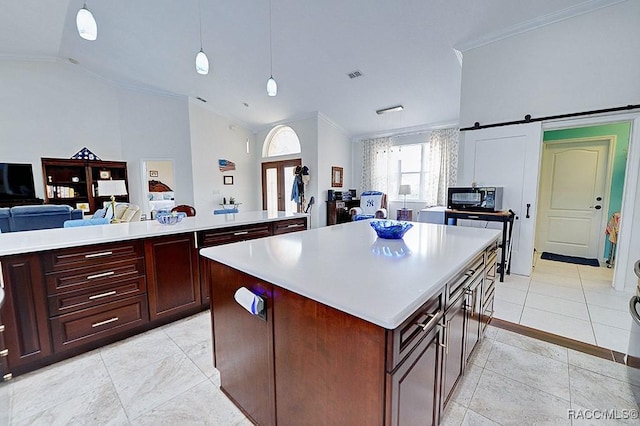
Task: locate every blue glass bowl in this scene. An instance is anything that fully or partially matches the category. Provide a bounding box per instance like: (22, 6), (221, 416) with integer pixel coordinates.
(156, 211), (186, 225)
(370, 220), (413, 239)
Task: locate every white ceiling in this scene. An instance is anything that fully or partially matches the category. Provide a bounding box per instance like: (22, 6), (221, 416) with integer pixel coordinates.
(0, 0), (621, 138)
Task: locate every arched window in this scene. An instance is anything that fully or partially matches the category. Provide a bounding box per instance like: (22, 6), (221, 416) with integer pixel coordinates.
(262, 125), (301, 157)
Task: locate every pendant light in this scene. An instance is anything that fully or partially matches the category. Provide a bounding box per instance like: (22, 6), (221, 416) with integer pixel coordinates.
(266, 0), (277, 96)
(195, 0), (209, 75)
(76, 2), (97, 41)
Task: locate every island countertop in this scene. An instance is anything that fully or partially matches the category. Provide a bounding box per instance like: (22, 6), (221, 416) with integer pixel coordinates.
(0, 210), (306, 257)
(200, 220), (500, 329)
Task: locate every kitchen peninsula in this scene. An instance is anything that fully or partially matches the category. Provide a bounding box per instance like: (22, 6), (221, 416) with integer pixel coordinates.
(0, 211), (307, 379)
(201, 220), (500, 425)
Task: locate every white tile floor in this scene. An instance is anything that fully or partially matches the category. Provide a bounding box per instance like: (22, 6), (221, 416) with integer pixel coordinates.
(494, 254), (635, 353)
(1, 313), (639, 425)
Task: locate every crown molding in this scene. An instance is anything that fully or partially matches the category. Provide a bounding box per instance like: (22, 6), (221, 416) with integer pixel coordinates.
(454, 0), (626, 52)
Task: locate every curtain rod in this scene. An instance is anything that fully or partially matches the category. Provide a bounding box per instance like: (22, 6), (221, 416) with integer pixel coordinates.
(460, 104), (640, 131)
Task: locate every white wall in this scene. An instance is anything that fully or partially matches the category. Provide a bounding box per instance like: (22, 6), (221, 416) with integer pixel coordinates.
(0, 59), (198, 212)
(460, 1), (640, 128)
(0, 60), (123, 197)
(118, 89), (194, 210)
(318, 115), (351, 226)
(189, 101), (257, 216)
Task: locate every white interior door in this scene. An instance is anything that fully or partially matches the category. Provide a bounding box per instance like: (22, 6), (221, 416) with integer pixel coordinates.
(460, 123), (542, 276)
(536, 139), (610, 258)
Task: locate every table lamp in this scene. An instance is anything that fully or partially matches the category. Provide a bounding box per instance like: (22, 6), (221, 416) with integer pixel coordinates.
(399, 185), (411, 210)
(97, 180), (128, 223)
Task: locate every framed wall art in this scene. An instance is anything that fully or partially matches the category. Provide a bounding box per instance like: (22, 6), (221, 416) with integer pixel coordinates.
(331, 166), (343, 187)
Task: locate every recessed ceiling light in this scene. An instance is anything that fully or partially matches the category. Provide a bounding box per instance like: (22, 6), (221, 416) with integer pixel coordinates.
(376, 105), (404, 115)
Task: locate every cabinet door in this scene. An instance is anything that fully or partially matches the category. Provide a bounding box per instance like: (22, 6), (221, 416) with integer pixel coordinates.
(145, 233), (200, 321)
(442, 292), (466, 405)
(387, 323), (443, 426)
(0, 254), (52, 373)
(464, 275), (483, 362)
(210, 261), (275, 426)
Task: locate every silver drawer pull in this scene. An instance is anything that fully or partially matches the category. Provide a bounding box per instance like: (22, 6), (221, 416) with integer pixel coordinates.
(233, 231), (249, 236)
(0, 324), (5, 333)
(0, 349), (8, 357)
(85, 251), (113, 259)
(87, 271), (115, 280)
(416, 311), (441, 332)
(92, 317), (119, 328)
(3, 373), (12, 381)
(287, 224), (303, 228)
(89, 290), (117, 300)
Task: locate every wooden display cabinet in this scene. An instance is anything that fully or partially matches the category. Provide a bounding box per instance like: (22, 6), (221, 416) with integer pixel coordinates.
(42, 158), (129, 213)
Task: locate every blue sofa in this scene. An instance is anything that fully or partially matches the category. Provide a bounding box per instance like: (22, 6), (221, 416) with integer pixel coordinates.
(0, 205), (83, 233)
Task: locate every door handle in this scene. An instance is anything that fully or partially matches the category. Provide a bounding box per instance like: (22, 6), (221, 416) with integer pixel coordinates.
(526, 203), (531, 218)
(589, 205), (602, 210)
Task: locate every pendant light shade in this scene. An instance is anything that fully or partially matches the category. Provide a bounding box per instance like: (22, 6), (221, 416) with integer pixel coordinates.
(195, 49), (209, 75)
(76, 3), (97, 41)
(267, 76), (277, 97)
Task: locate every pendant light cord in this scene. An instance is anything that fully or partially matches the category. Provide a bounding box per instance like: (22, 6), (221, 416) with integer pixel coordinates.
(198, 0), (203, 50)
(269, 0), (273, 76)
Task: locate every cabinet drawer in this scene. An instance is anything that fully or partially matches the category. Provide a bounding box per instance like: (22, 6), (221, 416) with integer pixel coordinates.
(48, 276), (147, 316)
(44, 241), (143, 272)
(199, 224), (271, 247)
(50, 296), (149, 353)
(446, 254), (485, 302)
(386, 291), (443, 372)
(46, 258), (145, 295)
(272, 218), (307, 235)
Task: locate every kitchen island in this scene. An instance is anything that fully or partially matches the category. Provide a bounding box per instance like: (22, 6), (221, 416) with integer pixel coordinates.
(201, 220), (500, 425)
(0, 210), (307, 379)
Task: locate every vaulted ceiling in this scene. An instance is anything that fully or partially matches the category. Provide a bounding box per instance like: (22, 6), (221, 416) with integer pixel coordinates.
(0, 0), (621, 137)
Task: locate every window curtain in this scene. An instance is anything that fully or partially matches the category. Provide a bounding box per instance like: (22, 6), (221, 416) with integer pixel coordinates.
(424, 128), (458, 206)
(361, 137), (390, 194)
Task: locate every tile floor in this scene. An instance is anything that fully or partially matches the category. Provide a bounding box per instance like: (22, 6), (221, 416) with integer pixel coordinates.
(1, 312), (639, 425)
(493, 254), (635, 353)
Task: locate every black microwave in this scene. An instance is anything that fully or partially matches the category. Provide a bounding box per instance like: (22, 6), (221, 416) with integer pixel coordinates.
(447, 187), (503, 212)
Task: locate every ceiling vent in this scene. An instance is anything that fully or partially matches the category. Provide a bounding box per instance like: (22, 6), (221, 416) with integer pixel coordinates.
(347, 70), (363, 79)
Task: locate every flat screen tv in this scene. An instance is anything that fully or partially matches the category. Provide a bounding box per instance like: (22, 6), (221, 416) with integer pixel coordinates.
(0, 163), (37, 200)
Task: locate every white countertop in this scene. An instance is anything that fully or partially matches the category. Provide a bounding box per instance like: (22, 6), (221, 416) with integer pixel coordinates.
(0, 210), (306, 257)
(200, 220), (500, 329)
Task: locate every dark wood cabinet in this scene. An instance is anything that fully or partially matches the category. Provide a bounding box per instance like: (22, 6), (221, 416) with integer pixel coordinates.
(206, 238), (499, 425)
(44, 240), (148, 354)
(145, 233), (201, 321)
(42, 158), (129, 214)
(387, 295), (444, 426)
(210, 262), (276, 426)
(465, 274), (483, 362)
(0, 216), (307, 379)
(388, 323), (443, 426)
(442, 290), (466, 405)
(326, 200), (359, 225)
(0, 254), (52, 373)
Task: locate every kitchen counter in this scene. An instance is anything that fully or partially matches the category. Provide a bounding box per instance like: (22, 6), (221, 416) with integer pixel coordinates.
(202, 219), (501, 425)
(0, 210), (306, 257)
(200, 220), (500, 329)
